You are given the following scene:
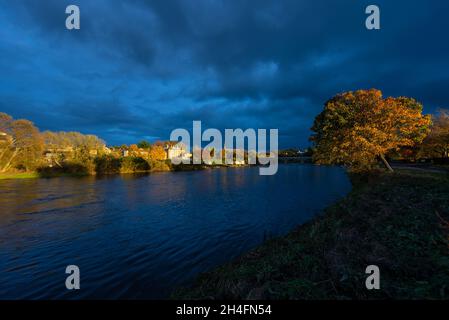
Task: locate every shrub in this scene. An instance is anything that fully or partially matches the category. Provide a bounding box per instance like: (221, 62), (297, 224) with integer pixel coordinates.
(149, 160), (171, 172)
(36, 161), (91, 177)
(94, 155), (121, 174)
(120, 156), (150, 173)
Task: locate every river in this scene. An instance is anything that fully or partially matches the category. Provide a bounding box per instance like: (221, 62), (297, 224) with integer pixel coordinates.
(0, 164), (351, 299)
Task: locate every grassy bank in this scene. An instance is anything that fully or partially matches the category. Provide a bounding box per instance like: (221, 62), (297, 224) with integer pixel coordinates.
(0, 163), (248, 180)
(0, 171), (93, 180)
(173, 169), (449, 299)
(0, 172), (40, 180)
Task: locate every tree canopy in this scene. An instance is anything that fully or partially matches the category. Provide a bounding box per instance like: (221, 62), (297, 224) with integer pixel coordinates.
(419, 109), (449, 158)
(137, 140), (151, 149)
(310, 89), (431, 172)
(42, 131), (105, 150)
(149, 145), (167, 161)
(0, 113), (43, 172)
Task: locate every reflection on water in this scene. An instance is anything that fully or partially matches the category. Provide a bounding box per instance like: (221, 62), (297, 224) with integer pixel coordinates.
(0, 164), (351, 299)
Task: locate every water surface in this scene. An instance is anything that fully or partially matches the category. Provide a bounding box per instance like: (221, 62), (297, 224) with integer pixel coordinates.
(0, 164), (351, 299)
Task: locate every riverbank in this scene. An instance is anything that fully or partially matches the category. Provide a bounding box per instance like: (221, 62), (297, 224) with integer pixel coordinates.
(0, 163), (248, 180)
(0, 169), (174, 181)
(0, 172), (40, 180)
(0, 172), (95, 180)
(173, 169), (449, 299)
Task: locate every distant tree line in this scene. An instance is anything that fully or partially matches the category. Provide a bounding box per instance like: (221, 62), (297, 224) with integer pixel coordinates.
(3, 93), (448, 176)
(278, 148), (313, 157)
(0, 112), (172, 176)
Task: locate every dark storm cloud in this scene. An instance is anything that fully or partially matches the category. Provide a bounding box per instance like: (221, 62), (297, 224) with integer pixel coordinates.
(0, 0), (448, 147)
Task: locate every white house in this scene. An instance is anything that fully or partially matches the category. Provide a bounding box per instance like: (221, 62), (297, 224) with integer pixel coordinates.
(165, 142), (192, 161)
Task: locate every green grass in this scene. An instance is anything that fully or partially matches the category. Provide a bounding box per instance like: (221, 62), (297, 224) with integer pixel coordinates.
(0, 171), (91, 180)
(173, 169), (449, 300)
(0, 172), (40, 180)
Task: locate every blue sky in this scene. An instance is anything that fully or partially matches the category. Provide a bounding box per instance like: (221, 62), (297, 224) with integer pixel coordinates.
(1, 0), (448, 147)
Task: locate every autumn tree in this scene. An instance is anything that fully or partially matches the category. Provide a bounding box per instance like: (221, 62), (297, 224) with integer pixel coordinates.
(0, 113), (14, 169)
(137, 140), (151, 149)
(149, 145), (167, 161)
(42, 131), (105, 151)
(0, 113), (44, 172)
(0, 112), (13, 133)
(129, 144), (139, 156)
(41, 131), (106, 170)
(310, 89), (431, 172)
(419, 109), (449, 158)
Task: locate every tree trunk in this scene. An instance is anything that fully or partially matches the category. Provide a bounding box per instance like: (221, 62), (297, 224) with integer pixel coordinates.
(0, 141), (14, 161)
(0, 148), (8, 161)
(54, 158), (63, 168)
(0, 149), (18, 173)
(380, 154), (394, 172)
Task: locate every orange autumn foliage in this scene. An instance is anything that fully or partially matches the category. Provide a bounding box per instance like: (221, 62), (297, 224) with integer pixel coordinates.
(310, 89), (431, 172)
(419, 109), (449, 158)
(149, 145), (167, 161)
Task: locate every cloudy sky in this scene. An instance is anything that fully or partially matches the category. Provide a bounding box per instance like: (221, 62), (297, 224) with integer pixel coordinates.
(0, 0), (448, 147)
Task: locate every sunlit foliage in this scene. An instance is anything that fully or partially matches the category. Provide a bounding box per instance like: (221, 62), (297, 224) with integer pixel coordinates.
(419, 109), (449, 158)
(310, 89), (431, 172)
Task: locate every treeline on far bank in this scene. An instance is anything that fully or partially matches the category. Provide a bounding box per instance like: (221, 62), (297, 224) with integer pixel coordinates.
(36, 154), (176, 177)
(0, 112), (201, 177)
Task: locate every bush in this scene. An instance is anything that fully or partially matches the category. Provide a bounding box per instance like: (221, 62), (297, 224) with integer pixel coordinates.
(120, 156), (150, 173)
(65, 161), (93, 175)
(149, 160), (171, 172)
(36, 161), (91, 177)
(94, 155), (121, 174)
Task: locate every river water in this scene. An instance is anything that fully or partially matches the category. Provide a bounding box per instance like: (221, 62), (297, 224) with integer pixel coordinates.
(0, 164), (351, 299)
